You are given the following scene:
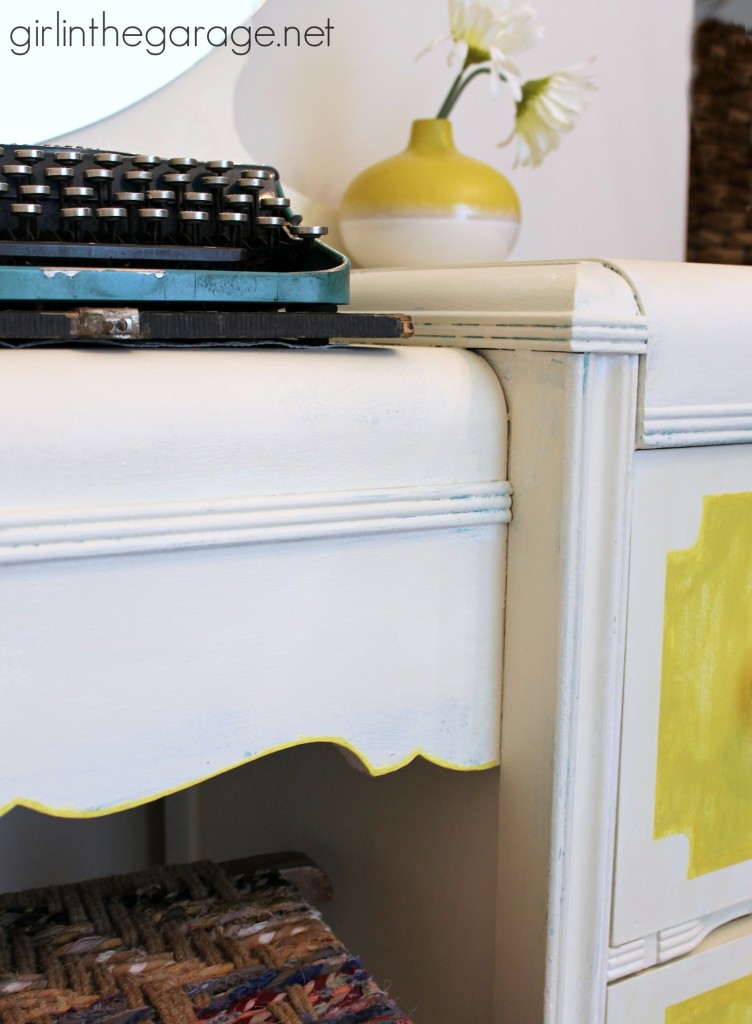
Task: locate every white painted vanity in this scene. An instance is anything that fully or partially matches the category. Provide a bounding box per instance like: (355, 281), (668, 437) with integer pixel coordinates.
(3, 258), (752, 1023)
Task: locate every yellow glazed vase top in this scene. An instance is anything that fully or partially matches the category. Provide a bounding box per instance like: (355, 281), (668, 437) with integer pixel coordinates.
(340, 118), (520, 220)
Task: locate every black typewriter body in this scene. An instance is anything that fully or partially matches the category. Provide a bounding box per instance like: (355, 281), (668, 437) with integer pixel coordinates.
(0, 145), (410, 347)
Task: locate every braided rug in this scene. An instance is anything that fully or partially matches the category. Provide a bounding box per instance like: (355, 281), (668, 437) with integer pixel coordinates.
(0, 858), (413, 1024)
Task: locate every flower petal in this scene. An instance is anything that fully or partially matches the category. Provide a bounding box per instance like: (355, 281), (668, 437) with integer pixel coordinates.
(506, 63), (595, 166)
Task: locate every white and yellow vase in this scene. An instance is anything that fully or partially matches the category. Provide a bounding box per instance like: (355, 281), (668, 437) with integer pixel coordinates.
(339, 118), (521, 268)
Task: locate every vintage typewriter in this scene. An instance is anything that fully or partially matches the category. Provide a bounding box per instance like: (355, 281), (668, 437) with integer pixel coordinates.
(0, 145), (410, 346)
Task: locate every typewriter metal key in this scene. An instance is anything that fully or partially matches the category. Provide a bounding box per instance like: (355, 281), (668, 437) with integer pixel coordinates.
(54, 149), (84, 166)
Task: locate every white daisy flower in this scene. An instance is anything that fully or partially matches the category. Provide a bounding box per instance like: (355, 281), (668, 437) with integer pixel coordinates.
(422, 0), (544, 101)
(450, 0), (542, 58)
(508, 64), (595, 167)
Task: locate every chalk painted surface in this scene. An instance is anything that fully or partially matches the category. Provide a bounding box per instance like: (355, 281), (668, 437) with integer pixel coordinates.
(1, 345), (509, 817)
(612, 445), (752, 953)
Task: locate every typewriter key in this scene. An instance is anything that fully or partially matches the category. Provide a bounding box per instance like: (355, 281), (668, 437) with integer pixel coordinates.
(168, 157), (198, 171)
(132, 155), (161, 169)
(95, 152), (125, 168)
(19, 185), (52, 198)
(54, 150), (84, 166)
(3, 165), (34, 191)
(96, 206), (128, 241)
(123, 170), (153, 192)
(44, 166), (75, 204)
(85, 168), (114, 203)
(45, 167), (75, 182)
(223, 195), (256, 239)
(11, 202), (43, 239)
(291, 225), (329, 237)
(60, 206), (94, 241)
(225, 194), (254, 209)
(236, 178), (263, 218)
(257, 214), (285, 262)
(10, 203), (42, 214)
(85, 168), (114, 181)
(261, 196), (291, 210)
(114, 191), (144, 236)
(146, 190), (176, 205)
(199, 176), (229, 217)
(207, 160), (235, 171)
(200, 175), (231, 188)
(162, 173), (191, 208)
(218, 210), (248, 245)
(64, 186), (96, 202)
(241, 168), (275, 180)
(15, 149), (46, 164)
(289, 224), (328, 260)
(139, 206), (169, 242)
(180, 208), (210, 244)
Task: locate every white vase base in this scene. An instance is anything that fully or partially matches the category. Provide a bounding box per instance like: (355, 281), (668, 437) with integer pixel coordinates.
(340, 216), (521, 268)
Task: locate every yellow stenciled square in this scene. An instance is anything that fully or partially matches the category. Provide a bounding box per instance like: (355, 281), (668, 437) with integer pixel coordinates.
(666, 972), (752, 1023)
(655, 491), (752, 878)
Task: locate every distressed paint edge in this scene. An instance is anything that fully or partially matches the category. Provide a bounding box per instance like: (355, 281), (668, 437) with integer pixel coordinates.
(350, 314), (648, 354)
(0, 738), (500, 820)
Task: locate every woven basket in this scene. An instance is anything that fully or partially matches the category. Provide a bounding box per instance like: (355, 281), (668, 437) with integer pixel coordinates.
(687, 19), (752, 265)
(0, 856), (413, 1024)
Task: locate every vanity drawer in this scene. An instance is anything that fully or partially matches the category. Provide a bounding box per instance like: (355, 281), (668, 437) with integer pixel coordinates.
(611, 443), (752, 957)
(608, 916), (752, 1023)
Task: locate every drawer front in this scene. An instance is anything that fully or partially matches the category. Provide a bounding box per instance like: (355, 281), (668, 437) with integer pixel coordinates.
(608, 918), (752, 1023)
(612, 444), (752, 951)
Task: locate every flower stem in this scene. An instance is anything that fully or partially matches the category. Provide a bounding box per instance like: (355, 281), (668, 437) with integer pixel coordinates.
(436, 65), (492, 118)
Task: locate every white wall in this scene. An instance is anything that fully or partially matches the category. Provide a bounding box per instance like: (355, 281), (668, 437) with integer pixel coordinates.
(0, 805), (159, 891)
(50, 0), (695, 261)
(196, 746), (501, 1024)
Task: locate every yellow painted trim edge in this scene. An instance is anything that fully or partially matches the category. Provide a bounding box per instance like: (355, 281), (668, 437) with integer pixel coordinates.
(1, 737), (499, 819)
